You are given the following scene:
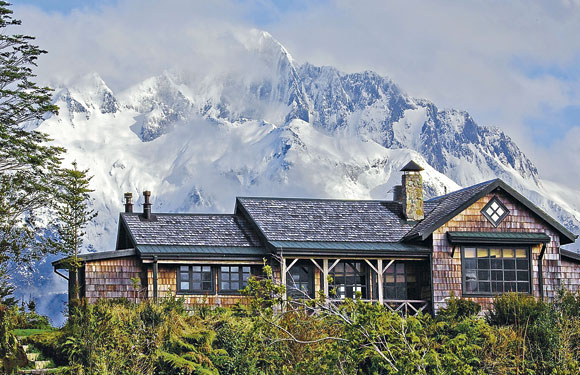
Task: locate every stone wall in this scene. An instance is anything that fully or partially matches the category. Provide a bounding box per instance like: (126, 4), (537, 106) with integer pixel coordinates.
(432, 190), (562, 313)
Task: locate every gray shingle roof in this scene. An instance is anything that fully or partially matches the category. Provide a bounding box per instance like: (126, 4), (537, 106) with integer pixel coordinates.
(404, 180), (496, 240)
(121, 213), (263, 247)
(237, 197), (417, 243)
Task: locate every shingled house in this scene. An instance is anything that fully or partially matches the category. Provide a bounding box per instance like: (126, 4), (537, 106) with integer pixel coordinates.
(53, 161), (580, 314)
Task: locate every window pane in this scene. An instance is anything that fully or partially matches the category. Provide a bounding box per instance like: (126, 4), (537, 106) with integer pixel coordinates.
(231, 266), (238, 273)
(477, 248), (489, 258)
(243, 266), (250, 273)
(180, 266), (189, 272)
(503, 249), (514, 258)
(504, 271), (516, 281)
(517, 260), (528, 270)
(517, 283), (529, 293)
(221, 282), (229, 290)
(202, 272), (212, 281)
(231, 273), (239, 281)
(517, 271), (529, 281)
(180, 282), (189, 290)
(222, 273), (229, 281)
(466, 281), (478, 293)
(490, 248), (501, 258)
(465, 270), (477, 281)
(192, 266), (201, 272)
(231, 282), (239, 290)
(479, 282), (490, 293)
(193, 273), (201, 281)
(491, 270), (503, 281)
(465, 248), (476, 258)
(478, 259), (490, 269)
(221, 266), (229, 273)
(464, 259), (477, 269)
(491, 259), (502, 269)
(492, 282), (503, 293)
(202, 266), (211, 272)
(504, 259), (515, 269)
(192, 282), (201, 290)
(478, 270), (490, 280)
(515, 249), (527, 258)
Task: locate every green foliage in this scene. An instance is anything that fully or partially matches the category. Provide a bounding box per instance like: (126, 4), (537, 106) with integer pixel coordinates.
(0, 304), (28, 374)
(0, 0), (64, 280)
(437, 295), (481, 321)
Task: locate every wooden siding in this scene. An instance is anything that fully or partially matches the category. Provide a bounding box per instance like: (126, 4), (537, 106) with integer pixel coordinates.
(145, 264), (250, 308)
(432, 191), (562, 313)
(561, 259), (580, 293)
(84, 256), (146, 303)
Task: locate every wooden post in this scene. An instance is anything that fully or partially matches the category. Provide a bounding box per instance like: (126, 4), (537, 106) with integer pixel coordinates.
(153, 256), (158, 303)
(281, 257), (287, 299)
(377, 259), (384, 304)
(323, 259), (329, 298)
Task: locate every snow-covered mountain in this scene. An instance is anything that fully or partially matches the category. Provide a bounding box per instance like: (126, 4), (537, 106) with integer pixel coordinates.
(20, 29), (580, 322)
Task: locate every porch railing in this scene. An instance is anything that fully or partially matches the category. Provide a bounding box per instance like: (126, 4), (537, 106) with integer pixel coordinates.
(383, 299), (430, 316)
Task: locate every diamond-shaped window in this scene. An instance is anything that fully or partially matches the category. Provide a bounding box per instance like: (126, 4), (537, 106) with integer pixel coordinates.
(481, 196), (509, 227)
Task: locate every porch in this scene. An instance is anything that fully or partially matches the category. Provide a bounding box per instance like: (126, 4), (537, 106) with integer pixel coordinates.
(280, 256), (432, 316)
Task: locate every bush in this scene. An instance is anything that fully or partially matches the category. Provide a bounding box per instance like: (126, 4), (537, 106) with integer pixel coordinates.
(437, 295), (481, 321)
(486, 292), (547, 327)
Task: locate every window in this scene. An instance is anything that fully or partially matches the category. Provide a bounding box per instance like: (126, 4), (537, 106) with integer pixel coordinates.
(329, 261), (368, 299)
(462, 246), (530, 295)
(219, 266), (252, 293)
(384, 262), (418, 300)
(481, 196), (509, 227)
(286, 263), (315, 298)
(178, 265), (214, 294)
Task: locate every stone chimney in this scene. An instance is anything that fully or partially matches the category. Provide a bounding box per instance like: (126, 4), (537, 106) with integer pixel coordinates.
(401, 160), (424, 221)
(142, 191), (152, 220)
(124, 192), (133, 213)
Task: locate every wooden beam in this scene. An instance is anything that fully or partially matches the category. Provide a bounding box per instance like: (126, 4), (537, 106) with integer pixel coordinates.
(323, 259), (329, 297)
(364, 259), (379, 274)
(310, 259), (323, 272)
(382, 259), (395, 274)
(287, 258), (299, 272)
(281, 257), (287, 300)
(328, 259), (341, 272)
(377, 259), (384, 304)
(153, 256), (158, 303)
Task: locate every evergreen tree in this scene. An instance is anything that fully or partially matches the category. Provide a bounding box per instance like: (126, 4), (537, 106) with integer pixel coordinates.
(0, 2), (63, 279)
(51, 162), (97, 299)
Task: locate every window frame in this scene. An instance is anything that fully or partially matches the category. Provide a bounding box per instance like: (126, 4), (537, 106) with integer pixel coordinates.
(218, 265), (253, 295)
(329, 260), (369, 300)
(286, 262), (315, 299)
(383, 261), (419, 300)
(461, 245), (532, 297)
(177, 265), (215, 295)
(481, 196), (510, 227)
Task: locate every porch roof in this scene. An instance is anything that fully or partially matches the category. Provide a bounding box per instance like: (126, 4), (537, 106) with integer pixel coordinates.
(136, 244), (268, 258)
(446, 231), (551, 245)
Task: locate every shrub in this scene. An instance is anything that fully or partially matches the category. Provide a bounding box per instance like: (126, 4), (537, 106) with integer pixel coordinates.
(437, 295), (481, 321)
(486, 292), (547, 327)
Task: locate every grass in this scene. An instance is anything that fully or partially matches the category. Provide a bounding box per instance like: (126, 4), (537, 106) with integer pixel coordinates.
(11, 328), (54, 337)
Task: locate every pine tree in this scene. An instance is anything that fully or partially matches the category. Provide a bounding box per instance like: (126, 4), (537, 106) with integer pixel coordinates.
(0, 1), (63, 279)
(51, 162), (98, 299)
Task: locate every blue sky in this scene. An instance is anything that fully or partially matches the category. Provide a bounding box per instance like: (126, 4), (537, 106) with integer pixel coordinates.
(12, 0), (580, 186)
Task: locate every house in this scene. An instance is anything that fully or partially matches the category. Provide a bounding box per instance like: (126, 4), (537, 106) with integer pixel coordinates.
(53, 161), (580, 314)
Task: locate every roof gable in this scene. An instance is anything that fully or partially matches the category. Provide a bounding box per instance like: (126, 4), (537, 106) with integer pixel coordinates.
(405, 179), (577, 244)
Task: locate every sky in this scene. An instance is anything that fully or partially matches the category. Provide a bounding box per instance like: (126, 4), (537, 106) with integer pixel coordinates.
(12, 0), (580, 189)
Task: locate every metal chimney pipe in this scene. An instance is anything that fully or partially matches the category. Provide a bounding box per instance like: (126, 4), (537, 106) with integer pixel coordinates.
(142, 191), (152, 219)
(124, 192), (133, 213)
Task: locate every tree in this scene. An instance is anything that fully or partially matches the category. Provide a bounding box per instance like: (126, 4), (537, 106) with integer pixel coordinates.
(51, 161), (97, 299)
(0, 1), (63, 279)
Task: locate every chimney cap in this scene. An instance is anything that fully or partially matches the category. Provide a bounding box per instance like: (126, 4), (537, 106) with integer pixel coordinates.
(124, 192), (133, 198)
(143, 190), (151, 196)
(401, 160), (424, 172)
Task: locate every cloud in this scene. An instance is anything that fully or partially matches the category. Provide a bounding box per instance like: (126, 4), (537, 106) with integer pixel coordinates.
(13, 0), (580, 187)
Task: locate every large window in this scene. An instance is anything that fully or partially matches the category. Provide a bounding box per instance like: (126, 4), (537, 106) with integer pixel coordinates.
(219, 266), (252, 294)
(462, 246), (530, 295)
(178, 265), (214, 294)
(383, 262), (418, 300)
(286, 263), (315, 299)
(329, 261), (368, 299)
